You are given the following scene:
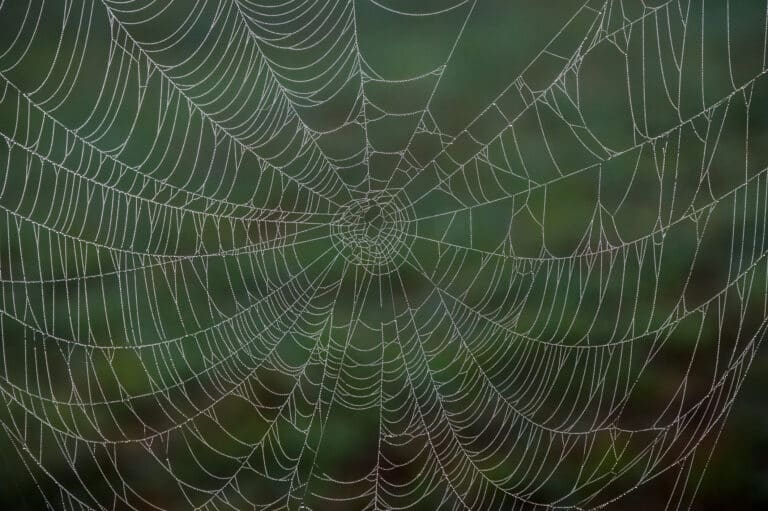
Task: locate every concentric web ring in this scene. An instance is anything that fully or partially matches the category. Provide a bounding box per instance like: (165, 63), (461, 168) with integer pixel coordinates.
(0, 0), (767, 510)
(331, 192), (414, 274)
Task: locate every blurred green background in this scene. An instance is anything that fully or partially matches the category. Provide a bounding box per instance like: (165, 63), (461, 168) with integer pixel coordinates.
(1, 0), (768, 509)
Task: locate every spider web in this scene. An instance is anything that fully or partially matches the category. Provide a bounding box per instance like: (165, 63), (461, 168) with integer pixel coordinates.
(0, 0), (767, 509)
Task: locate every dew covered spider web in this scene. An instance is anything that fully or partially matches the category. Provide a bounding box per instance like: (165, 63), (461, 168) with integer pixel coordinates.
(1, 0), (768, 509)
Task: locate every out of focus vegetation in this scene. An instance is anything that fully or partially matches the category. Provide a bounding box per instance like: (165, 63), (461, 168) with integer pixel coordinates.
(1, 0), (767, 509)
